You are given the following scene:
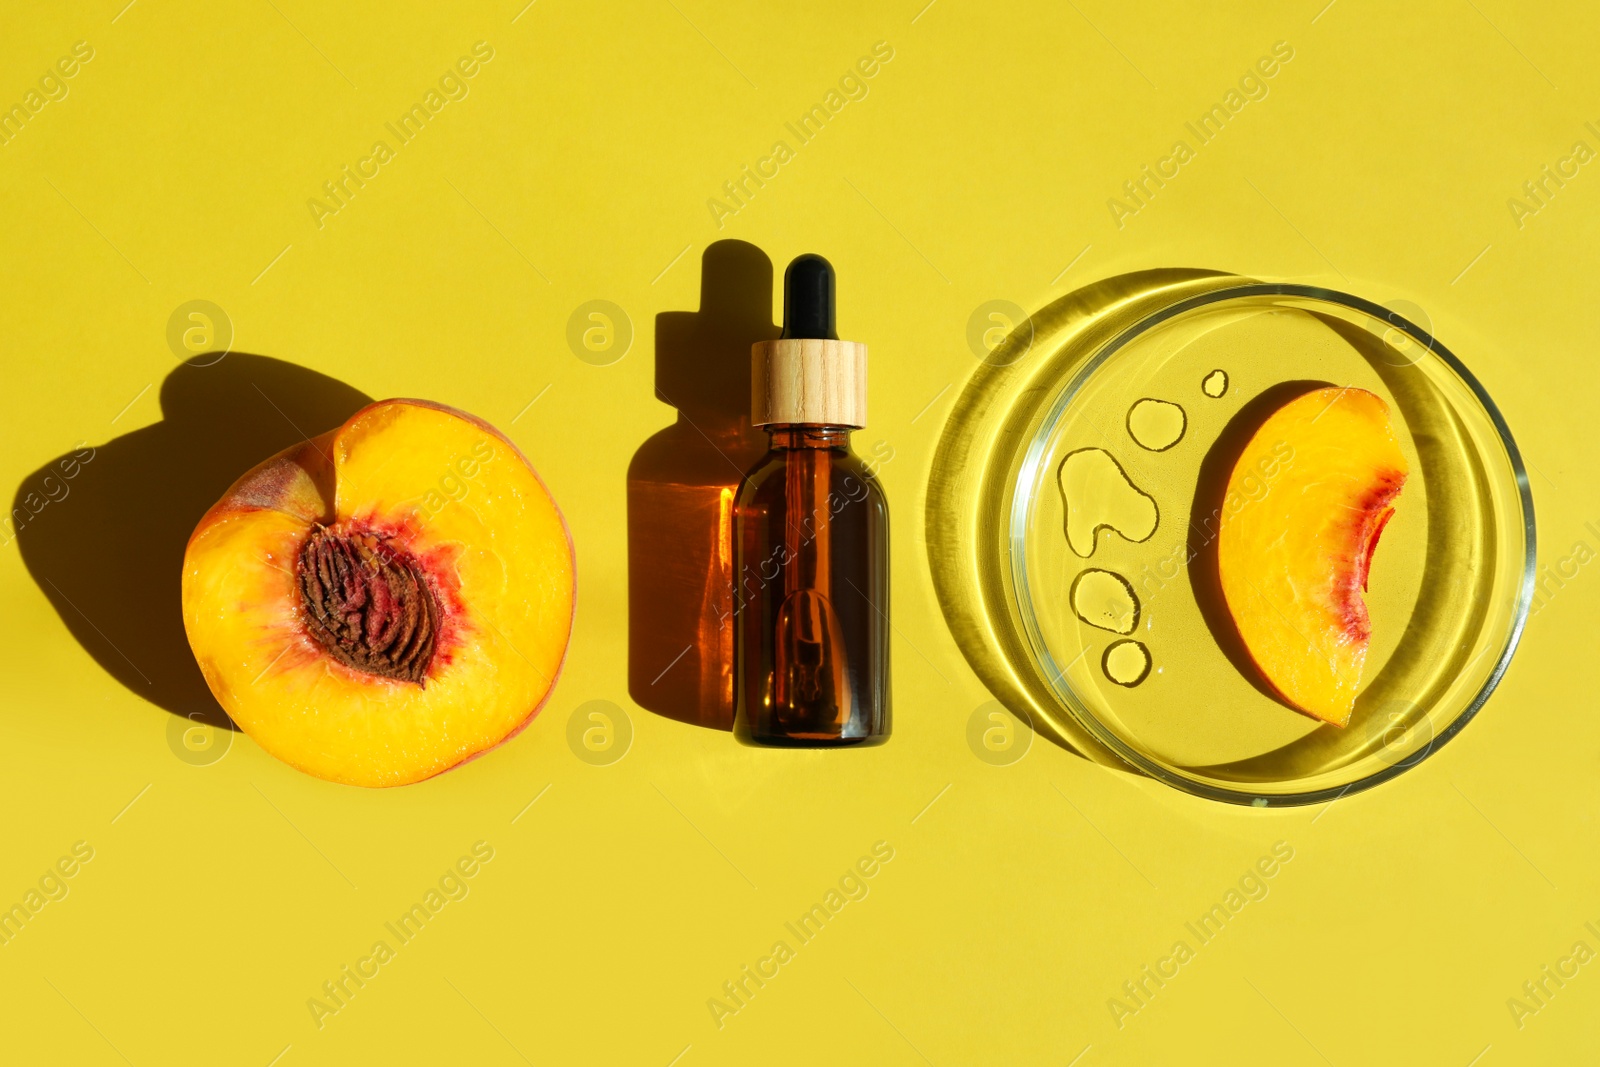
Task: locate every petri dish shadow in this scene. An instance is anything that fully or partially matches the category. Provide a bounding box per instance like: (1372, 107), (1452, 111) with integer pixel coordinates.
(1185, 378), (1330, 709)
(926, 266), (1236, 766)
(627, 240), (776, 730)
(11, 354), (372, 729)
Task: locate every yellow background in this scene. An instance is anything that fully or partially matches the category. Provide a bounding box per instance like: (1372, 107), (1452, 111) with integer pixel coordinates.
(2, 1), (1596, 1063)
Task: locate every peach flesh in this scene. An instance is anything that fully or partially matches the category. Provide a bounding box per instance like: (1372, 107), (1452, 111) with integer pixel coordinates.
(182, 399), (575, 787)
(1216, 387), (1408, 727)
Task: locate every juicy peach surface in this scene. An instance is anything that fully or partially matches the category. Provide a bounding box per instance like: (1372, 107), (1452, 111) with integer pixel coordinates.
(182, 399), (575, 787)
(1217, 387), (1407, 727)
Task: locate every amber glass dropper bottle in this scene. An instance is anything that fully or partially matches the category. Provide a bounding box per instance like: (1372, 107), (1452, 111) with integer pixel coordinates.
(732, 254), (890, 747)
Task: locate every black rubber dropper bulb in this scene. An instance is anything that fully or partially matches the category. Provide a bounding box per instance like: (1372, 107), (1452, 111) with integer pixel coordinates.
(779, 253), (839, 341)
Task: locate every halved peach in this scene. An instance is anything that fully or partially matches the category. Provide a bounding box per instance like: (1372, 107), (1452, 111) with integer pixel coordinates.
(1216, 387), (1407, 726)
(181, 399), (575, 786)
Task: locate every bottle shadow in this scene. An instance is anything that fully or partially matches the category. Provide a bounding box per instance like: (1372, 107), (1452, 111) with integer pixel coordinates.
(11, 354), (372, 728)
(627, 240), (777, 731)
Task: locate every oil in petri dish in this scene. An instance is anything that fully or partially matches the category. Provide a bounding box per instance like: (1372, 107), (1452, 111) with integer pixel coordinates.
(1070, 568), (1140, 634)
(1126, 398), (1187, 451)
(1056, 447), (1159, 558)
(1103, 638), (1152, 687)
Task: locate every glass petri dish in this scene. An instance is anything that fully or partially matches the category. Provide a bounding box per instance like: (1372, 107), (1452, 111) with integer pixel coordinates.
(929, 274), (1534, 805)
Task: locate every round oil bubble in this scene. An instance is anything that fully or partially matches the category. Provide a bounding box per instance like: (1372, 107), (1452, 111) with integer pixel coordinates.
(1102, 639), (1151, 687)
(1202, 369), (1228, 397)
(1126, 398), (1186, 451)
(1071, 569), (1140, 634)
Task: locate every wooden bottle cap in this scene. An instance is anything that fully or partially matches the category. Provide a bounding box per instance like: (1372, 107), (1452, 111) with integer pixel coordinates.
(750, 338), (867, 427)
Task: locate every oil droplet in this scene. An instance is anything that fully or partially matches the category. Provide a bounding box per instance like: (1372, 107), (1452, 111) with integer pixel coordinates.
(1071, 569), (1140, 634)
(1202, 369), (1229, 398)
(1103, 639), (1151, 687)
(1126, 398), (1186, 451)
(1057, 448), (1159, 558)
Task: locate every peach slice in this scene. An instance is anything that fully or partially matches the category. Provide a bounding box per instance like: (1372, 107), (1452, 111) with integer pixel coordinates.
(1217, 387), (1407, 726)
(181, 399), (575, 787)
